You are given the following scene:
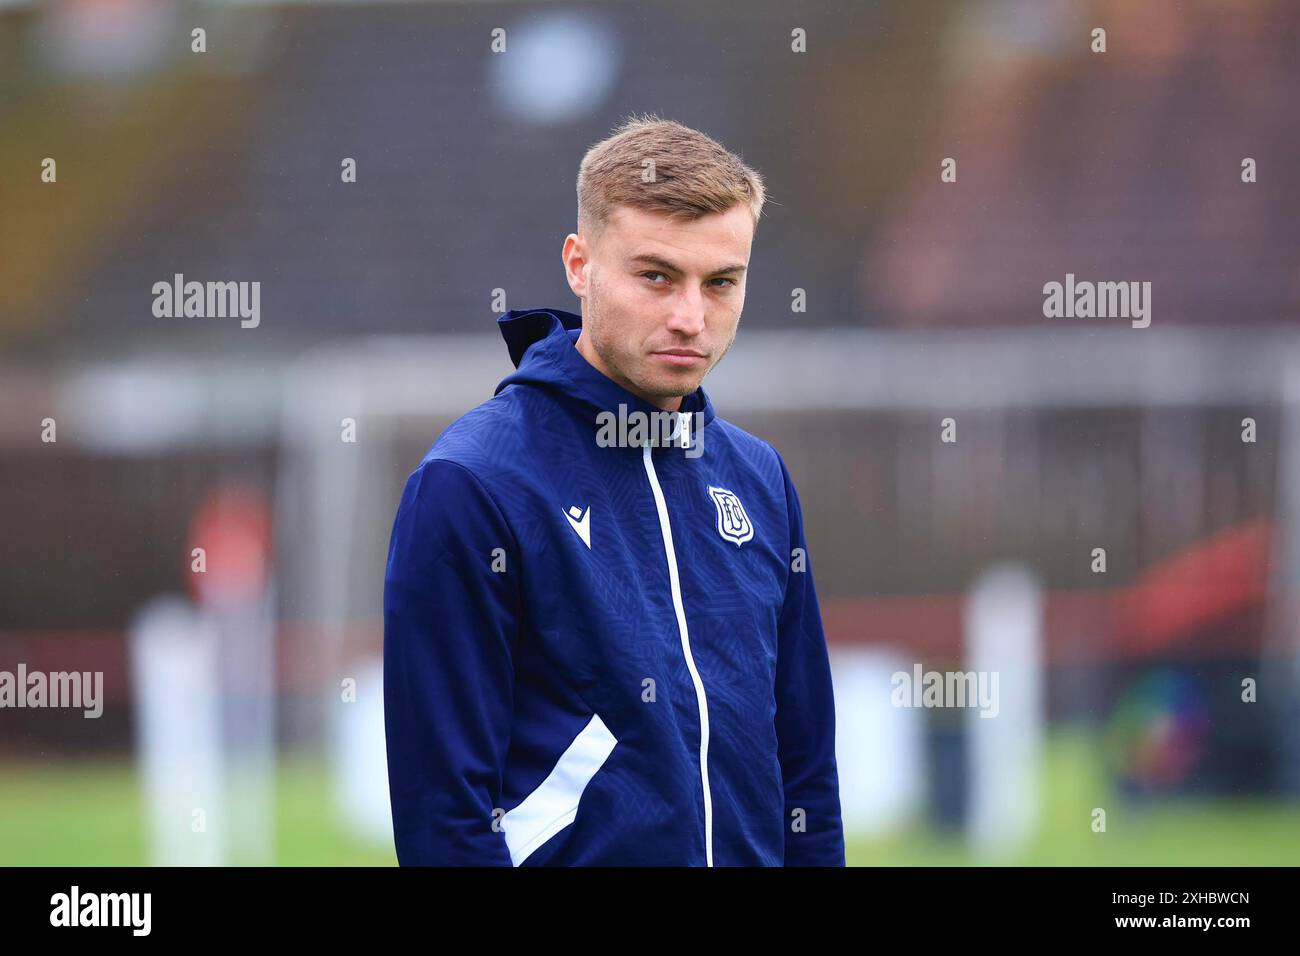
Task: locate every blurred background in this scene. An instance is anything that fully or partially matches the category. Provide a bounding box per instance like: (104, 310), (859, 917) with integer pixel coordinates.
(2, 0), (1300, 865)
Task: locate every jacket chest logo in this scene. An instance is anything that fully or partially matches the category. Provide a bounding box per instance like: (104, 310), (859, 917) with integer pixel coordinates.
(563, 504), (592, 549)
(707, 486), (754, 546)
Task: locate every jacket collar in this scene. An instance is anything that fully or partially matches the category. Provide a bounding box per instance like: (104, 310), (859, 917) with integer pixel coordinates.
(494, 308), (717, 429)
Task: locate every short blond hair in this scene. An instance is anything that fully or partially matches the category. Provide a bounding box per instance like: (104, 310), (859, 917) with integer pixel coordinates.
(576, 113), (767, 240)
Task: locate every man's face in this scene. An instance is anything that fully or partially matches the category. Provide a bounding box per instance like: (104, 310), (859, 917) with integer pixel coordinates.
(563, 203), (753, 412)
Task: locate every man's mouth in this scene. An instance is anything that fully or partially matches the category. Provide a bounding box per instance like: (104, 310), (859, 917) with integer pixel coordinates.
(652, 349), (707, 368)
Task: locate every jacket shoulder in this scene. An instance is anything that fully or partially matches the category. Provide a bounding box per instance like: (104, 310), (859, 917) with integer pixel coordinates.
(415, 387), (539, 483)
(707, 415), (785, 480)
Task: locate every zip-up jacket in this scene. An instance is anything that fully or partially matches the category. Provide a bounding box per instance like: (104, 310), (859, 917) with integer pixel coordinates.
(383, 307), (845, 866)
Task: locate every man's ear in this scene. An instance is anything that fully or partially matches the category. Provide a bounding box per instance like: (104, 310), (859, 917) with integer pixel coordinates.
(562, 233), (590, 298)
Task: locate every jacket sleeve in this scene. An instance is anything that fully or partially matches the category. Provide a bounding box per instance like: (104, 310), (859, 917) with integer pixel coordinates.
(771, 447), (847, 866)
(383, 457), (521, 866)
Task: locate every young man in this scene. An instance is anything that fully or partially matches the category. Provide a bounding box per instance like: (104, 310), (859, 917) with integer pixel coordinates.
(383, 115), (845, 866)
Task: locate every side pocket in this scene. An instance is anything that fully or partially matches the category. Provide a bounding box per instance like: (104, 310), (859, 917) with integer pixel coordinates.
(500, 713), (618, 866)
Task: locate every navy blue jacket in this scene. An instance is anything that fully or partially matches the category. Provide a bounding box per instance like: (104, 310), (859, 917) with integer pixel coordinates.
(383, 307), (845, 866)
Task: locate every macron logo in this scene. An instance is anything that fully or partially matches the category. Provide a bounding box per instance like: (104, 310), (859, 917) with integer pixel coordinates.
(563, 505), (591, 549)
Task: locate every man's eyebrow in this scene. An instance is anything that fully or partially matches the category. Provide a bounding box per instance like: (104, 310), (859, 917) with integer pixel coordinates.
(627, 253), (747, 276)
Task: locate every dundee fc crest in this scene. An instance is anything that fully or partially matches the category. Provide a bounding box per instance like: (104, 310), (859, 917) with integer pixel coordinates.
(707, 485), (754, 546)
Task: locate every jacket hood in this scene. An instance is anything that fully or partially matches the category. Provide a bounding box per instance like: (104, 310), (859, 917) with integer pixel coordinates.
(494, 308), (717, 429)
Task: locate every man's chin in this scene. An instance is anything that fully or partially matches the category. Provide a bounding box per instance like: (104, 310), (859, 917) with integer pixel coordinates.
(629, 380), (699, 411)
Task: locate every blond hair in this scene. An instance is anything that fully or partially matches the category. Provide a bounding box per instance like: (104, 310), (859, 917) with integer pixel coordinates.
(576, 113), (767, 240)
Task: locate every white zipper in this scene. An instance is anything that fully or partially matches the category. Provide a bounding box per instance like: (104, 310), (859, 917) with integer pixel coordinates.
(641, 441), (714, 866)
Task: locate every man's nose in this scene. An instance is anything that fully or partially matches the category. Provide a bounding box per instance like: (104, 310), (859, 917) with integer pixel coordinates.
(665, 290), (707, 338)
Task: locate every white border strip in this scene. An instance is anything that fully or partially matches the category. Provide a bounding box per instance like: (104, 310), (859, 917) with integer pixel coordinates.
(500, 713), (617, 866)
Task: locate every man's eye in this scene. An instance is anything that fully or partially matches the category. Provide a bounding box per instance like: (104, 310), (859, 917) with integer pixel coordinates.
(710, 277), (737, 288)
(642, 271), (668, 284)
